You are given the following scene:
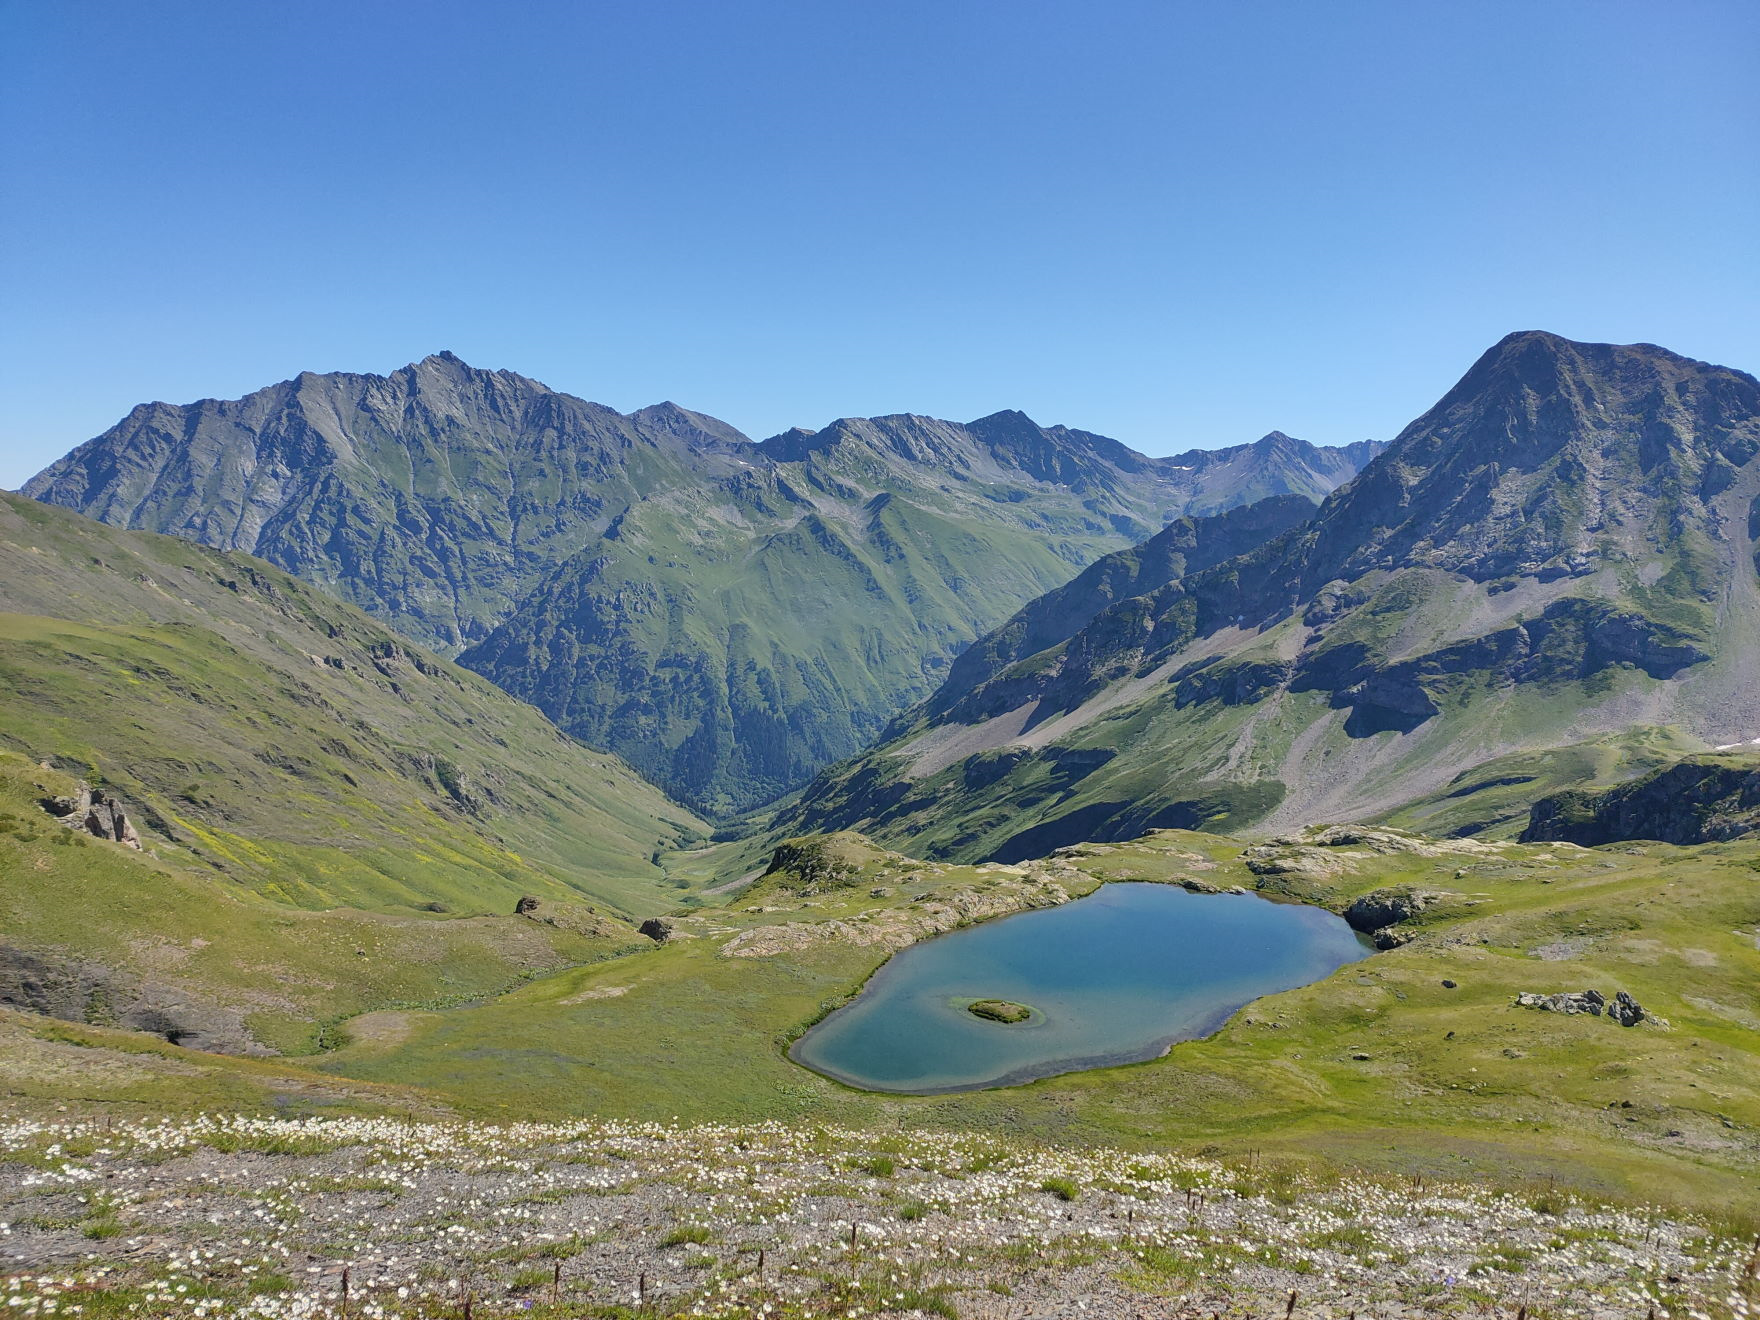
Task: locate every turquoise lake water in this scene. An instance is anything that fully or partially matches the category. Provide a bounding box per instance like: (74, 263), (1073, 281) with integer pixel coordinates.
(789, 882), (1372, 1094)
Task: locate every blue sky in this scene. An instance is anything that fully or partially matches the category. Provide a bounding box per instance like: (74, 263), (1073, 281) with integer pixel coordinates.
(2, 1), (1756, 487)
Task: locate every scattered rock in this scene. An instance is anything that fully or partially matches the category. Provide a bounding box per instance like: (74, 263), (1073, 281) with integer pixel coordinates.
(1441, 979), (1457, 989)
(1515, 989), (1605, 1016)
(1608, 990), (1645, 1027)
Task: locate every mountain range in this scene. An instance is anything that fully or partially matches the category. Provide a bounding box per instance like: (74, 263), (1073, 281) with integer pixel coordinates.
(18, 330), (1758, 859)
(783, 332), (1760, 859)
(22, 356), (1379, 813)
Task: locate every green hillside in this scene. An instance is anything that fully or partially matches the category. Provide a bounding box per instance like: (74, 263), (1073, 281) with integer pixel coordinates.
(0, 493), (706, 917)
(0, 753), (642, 1056)
(7, 816), (1755, 1212)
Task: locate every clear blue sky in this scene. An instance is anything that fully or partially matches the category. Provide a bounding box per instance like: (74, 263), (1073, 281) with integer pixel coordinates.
(2, 1), (1756, 487)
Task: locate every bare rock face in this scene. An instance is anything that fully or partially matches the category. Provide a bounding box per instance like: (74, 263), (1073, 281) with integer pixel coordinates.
(40, 785), (140, 849)
(1344, 887), (1455, 947)
(0, 945), (265, 1054)
(1525, 756), (1760, 846)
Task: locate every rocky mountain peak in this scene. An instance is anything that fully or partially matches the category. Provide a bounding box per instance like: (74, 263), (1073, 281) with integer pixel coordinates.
(1252, 430), (1302, 450)
(1302, 332), (1760, 584)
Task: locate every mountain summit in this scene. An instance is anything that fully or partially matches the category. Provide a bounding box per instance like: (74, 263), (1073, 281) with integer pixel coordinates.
(22, 354), (753, 651)
(785, 333), (1760, 857)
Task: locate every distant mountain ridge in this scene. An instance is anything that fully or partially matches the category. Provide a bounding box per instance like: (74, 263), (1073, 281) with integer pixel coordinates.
(22, 353), (753, 652)
(785, 332), (1760, 857)
(23, 357), (1380, 813)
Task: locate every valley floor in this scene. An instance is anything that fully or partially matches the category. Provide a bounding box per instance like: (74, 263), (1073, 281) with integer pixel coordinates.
(3, 1114), (1755, 1320)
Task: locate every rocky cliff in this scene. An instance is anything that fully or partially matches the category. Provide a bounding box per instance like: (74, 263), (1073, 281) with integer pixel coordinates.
(1524, 753), (1760, 845)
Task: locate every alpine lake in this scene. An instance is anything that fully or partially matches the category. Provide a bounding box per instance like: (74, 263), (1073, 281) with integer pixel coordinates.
(790, 882), (1374, 1093)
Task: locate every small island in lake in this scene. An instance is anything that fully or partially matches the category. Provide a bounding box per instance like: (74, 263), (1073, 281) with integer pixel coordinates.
(967, 999), (1033, 1024)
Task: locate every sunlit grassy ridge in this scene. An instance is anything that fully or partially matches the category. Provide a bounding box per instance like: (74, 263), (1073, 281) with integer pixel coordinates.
(0, 494), (706, 918)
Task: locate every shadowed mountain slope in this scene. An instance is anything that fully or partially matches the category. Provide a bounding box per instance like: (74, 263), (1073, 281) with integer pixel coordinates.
(784, 332), (1760, 858)
(922, 492), (1321, 724)
(25, 359), (1380, 814)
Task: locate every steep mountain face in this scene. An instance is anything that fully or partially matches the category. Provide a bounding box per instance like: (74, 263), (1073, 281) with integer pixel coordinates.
(0, 493), (705, 917)
(22, 353), (751, 652)
(786, 333), (1760, 858)
(26, 360), (1380, 815)
(1524, 751), (1760, 846)
(922, 492), (1320, 724)
(459, 414), (1359, 814)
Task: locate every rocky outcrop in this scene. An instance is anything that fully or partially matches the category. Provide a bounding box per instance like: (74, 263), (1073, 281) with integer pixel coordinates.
(762, 835), (878, 895)
(1609, 990), (1646, 1027)
(1524, 757), (1760, 845)
(1514, 988), (1647, 1026)
(40, 784), (140, 849)
(1516, 989), (1606, 1016)
(719, 867), (1076, 959)
(638, 918), (674, 944)
(1344, 887), (1456, 948)
(0, 945), (264, 1053)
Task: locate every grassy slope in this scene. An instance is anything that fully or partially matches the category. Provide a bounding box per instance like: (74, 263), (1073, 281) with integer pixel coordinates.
(0, 493), (706, 918)
(290, 827), (1760, 1215)
(0, 753), (646, 1054)
(0, 1006), (449, 1120)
